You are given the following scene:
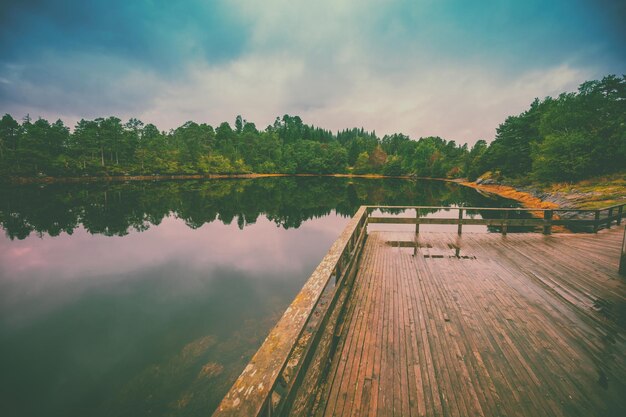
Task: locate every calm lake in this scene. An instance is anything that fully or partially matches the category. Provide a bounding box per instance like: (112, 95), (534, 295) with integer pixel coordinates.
(0, 177), (521, 417)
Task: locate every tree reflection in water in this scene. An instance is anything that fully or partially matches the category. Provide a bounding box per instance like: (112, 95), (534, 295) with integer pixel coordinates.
(0, 177), (517, 240)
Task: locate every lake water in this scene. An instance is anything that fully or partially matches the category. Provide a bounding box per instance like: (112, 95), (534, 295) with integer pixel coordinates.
(0, 177), (521, 417)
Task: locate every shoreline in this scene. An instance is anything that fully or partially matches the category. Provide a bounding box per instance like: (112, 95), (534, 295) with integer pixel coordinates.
(455, 176), (626, 233)
(2, 173), (290, 185)
(454, 180), (564, 229)
(456, 173), (626, 211)
(1, 172), (419, 185)
(4, 173), (623, 216)
(456, 180), (559, 211)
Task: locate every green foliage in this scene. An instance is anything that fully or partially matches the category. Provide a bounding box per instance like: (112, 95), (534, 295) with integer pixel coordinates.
(0, 110), (471, 179)
(382, 156), (404, 176)
(197, 155), (233, 174)
(531, 132), (596, 182)
(464, 140), (488, 180)
(0, 74), (623, 184)
(353, 152), (371, 174)
(481, 75), (625, 182)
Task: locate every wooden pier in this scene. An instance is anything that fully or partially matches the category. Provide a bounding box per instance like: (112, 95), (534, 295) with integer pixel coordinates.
(214, 205), (626, 417)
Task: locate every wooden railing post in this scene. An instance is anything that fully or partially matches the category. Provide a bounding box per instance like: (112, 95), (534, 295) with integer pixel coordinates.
(502, 210), (508, 235)
(543, 210), (553, 235)
(594, 210), (600, 233)
(618, 205), (623, 226)
(607, 207), (614, 229)
(619, 227), (626, 276)
(415, 208), (420, 235)
(457, 208), (463, 235)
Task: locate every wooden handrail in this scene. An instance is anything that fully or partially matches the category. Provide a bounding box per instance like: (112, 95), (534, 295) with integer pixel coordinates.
(212, 206), (369, 417)
(366, 203), (626, 235)
(366, 203), (625, 213)
(367, 217), (600, 226)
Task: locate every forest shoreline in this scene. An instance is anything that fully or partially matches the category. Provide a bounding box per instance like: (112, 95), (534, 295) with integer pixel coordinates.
(457, 181), (559, 210)
(458, 173), (626, 212)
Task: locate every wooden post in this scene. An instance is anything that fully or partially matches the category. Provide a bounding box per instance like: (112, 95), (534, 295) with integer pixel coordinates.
(618, 205), (623, 226)
(457, 208), (463, 235)
(502, 210), (508, 235)
(543, 210), (553, 235)
(594, 210), (600, 233)
(415, 208), (420, 235)
(607, 207), (614, 229)
(619, 227), (626, 277)
(357, 218), (362, 240)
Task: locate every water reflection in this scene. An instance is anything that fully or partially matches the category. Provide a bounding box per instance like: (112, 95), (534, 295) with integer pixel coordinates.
(0, 177), (518, 417)
(0, 177), (518, 240)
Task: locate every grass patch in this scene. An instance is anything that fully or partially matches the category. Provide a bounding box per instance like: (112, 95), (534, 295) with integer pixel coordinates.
(547, 172), (626, 210)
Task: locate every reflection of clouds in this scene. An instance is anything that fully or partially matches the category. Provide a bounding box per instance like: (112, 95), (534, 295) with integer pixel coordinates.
(8, 247), (32, 257)
(4, 246), (48, 272)
(0, 213), (350, 325)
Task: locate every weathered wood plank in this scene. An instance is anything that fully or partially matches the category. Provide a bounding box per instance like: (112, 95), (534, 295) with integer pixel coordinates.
(215, 204), (626, 417)
(316, 227), (626, 416)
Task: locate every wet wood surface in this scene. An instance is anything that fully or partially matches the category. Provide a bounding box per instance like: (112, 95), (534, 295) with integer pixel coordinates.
(311, 227), (626, 417)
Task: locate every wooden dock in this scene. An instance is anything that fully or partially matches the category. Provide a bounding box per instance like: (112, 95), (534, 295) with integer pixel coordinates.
(315, 229), (625, 417)
(214, 205), (626, 417)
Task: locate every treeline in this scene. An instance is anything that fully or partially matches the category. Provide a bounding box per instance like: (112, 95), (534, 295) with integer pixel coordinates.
(0, 75), (623, 182)
(0, 112), (472, 178)
(473, 74), (626, 182)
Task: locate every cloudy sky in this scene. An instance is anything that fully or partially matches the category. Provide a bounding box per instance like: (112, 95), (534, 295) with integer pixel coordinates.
(0, 0), (624, 144)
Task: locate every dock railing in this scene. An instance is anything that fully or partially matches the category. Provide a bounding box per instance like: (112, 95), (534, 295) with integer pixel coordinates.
(366, 203), (625, 235)
(619, 227), (626, 277)
(213, 202), (625, 416)
(213, 206), (369, 417)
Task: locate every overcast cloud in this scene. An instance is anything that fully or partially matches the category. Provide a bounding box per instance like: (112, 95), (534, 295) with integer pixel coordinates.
(0, 0), (624, 144)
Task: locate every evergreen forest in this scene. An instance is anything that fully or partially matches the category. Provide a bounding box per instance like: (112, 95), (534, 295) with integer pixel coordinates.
(1, 75), (624, 183)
